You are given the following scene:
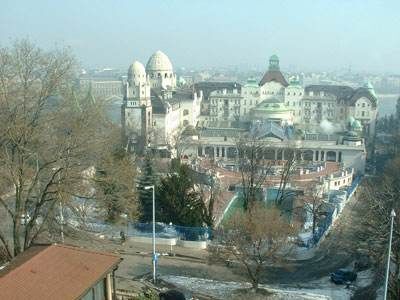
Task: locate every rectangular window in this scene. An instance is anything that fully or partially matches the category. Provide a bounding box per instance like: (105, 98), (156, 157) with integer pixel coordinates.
(81, 289), (94, 300)
(93, 279), (106, 300)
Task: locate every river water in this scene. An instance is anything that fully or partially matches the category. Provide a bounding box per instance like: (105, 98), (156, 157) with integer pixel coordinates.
(377, 94), (398, 118)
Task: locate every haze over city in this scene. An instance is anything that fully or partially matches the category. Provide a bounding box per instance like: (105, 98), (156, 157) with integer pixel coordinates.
(1, 0), (400, 72)
(1, 2), (400, 300)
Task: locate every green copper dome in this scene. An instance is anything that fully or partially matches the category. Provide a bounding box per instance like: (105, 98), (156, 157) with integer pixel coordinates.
(269, 54), (280, 71)
(270, 54), (279, 61)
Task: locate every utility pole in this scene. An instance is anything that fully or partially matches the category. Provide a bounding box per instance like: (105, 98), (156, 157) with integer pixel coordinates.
(384, 209), (396, 300)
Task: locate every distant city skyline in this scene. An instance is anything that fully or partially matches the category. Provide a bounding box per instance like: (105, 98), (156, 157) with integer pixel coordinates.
(1, 1), (400, 73)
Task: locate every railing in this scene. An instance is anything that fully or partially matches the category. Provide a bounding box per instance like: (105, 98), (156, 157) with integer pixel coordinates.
(80, 221), (212, 241)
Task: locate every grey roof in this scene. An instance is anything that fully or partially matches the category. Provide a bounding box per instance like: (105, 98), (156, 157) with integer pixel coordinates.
(251, 121), (286, 141)
(172, 89), (195, 101)
(304, 85), (377, 108)
(200, 127), (244, 138)
(151, 88), (195, 114)
(194, 81), (241, 100)
(151, 92), (168, 114)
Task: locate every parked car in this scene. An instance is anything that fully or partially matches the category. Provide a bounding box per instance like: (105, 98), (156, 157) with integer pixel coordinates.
(159, 290), (186, 300)
(330, 269), (357, 284)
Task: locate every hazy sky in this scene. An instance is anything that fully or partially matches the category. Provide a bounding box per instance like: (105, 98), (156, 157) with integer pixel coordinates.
(1, 0), (400, 73)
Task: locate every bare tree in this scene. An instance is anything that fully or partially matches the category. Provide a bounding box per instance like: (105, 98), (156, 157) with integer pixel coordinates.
(235, 133), (273, 210)
(209, 202), (298, 290)
(235, 133), (298, 211)
(353, 157), (400, 299)
(274, 146), (297, 207)
(301, 184), (326, 237)
(0, 40), (137, 259)
(198, 174), (219, 229)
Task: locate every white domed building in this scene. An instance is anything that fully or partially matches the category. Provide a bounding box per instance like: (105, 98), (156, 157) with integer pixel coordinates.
(145, 51), (176, 90)
(122, 60), (152, 153)
(122, 51), (202, 154)
(128, 61), (147, 86)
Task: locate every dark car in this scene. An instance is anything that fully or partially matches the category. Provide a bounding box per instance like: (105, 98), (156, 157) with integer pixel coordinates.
(159, 290), (186, 300)
(330, 269), (357, 285)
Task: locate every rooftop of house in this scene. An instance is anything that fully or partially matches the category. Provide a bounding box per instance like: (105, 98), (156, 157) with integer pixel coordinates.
(151, 88), (196, 114)
(259, 70), (289, 87)
(0, 244), (122, 300)
(194, 81), (242, 100)
(304, 85), (377, 108)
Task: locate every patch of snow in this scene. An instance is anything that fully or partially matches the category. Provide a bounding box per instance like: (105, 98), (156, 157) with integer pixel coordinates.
(161, 275), (353, 300)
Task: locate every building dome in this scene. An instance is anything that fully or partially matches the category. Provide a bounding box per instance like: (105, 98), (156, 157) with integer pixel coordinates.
(146, 51), (173, 72)
(128, 61), (146, 85)
(129, 61), (146, 75)
(270, 54), (279, 61)
(269, 54), (280, 71)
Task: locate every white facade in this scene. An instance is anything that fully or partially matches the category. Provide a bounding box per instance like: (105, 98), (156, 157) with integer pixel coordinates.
(145, 51), (177, 90)
(182, 135), (367, 175)
(122, 51), (202, 152)
(284, 84), (304, 124)
(322, 168), (354, 191)
(201, 55), (377, 137)
(209, 89), (242, 122)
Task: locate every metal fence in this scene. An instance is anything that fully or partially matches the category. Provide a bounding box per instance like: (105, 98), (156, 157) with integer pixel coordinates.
(310, 175), (362, 246)
(79, 220), (212, 241)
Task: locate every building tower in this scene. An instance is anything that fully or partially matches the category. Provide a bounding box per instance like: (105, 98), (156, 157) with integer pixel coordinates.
(269, 54), (280, 71)
(145, 50), (176, 90)
(122, 61), (152, 152)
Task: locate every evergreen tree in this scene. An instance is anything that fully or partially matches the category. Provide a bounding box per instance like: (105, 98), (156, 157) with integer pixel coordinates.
(137, 153), (156, 222)
(156, 163), (207, 227)
(95, 144), (138, 224)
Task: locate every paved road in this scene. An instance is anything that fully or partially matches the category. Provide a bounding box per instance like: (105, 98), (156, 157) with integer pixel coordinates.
(261, 190), (362, 285)
(59, 182), (364, 292)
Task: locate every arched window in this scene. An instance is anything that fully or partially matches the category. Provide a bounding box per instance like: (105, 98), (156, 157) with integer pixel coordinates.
(165, 73), (168, 78)
(303, 150), (314, 161)
(326, 151), (336, 162)
(183, 109), (189, 116)
(264, 149), (275, 160)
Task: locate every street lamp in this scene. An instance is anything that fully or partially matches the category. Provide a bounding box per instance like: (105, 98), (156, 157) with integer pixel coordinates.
(52, 167), (64, 244)
(144, 185), (156, 283)
(384, 209), (396, 300)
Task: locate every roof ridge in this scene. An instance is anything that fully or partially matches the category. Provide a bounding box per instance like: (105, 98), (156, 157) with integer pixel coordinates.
(53, 244), (120, 259)
(0, 244), (51, 278)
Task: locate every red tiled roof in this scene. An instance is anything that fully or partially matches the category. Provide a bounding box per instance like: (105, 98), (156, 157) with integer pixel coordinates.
(0, 244), (121, 300)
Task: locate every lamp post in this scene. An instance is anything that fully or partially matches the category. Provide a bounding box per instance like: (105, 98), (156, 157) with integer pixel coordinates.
(53, 167), (64, 243)
(384, 209), (396, 300)
(144, 185), (156, 283)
